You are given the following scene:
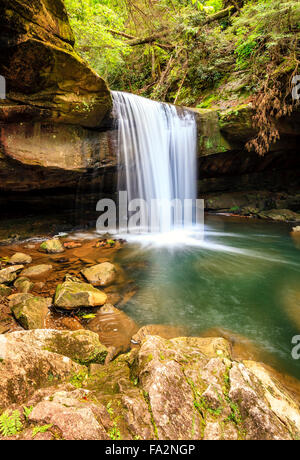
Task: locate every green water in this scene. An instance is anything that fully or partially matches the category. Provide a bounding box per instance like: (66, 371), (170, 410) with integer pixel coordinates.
(116, 215), (300, 379)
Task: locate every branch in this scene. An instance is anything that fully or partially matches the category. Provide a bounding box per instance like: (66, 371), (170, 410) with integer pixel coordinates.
(128, 30), (170, 46)
(203, 6), (235, 25)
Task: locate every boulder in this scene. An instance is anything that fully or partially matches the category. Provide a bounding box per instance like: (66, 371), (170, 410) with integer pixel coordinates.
(28, 389), (110, 440)
(9, 253), (32, 265)
(40, 239), (65, 254)
(0, 333), (83, 410)
(292, 226), (300, 233)
(258, 209), (300, 222)
(9, 293), (51, 329)
(134, 335), (300, 440)
(8, 329), (108, 365)
(21, 264), (53, 279)
(14, 277), (34, 294)
(0, 265), (24, 284)
(81, 263), (117, 287)
(0, 284), (12, 296)
(54, 280), (107, 310)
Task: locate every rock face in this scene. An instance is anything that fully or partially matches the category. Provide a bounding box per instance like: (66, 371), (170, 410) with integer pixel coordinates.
(0, 0), (111, 127)
(0, 0), (115, 193)
(0, 332), (300, 440)
(54, 279), (107, 310)
(195, 105), (300, 219)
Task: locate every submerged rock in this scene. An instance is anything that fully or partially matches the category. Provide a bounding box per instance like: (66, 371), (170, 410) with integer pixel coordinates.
(87, 304), (138, 363)
(21, 264), (53, 279)
(9, 253), (32, 265)
(81, 262), (117, 287)
(14, 276), (34, 294)
(0, 265), (24, 284)
(40, 239), (65, 254)
(132, 324), (187, 344)
(54, 279), (107, 310)
(9, 329), (108, 365)
(10, 293), (51, 329)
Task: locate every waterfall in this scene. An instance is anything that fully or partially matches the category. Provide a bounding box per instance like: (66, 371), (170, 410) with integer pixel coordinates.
(112, 91), (197, 234)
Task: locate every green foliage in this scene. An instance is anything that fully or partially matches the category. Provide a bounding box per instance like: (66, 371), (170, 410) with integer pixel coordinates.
(0, 410), (23, 437)
(65, 0), (132, 80)
(70, 369), (88, 388)
(65, 0), (299, 152)
(32, 424), (53, 438)
(109, 421), (122, 440)
(23, 406), (33, 421)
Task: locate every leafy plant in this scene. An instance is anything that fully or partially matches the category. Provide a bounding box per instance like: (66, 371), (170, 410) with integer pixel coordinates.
(32, 424), (53, 439)
(23, 406), (33, 421)
(0, 410), (23, 437)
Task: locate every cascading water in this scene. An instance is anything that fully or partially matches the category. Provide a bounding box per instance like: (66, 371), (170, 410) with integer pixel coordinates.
(112, 91), (197, 236)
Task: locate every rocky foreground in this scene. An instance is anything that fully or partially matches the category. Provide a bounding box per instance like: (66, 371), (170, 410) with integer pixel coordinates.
(0, 237), (300, 440)
(1, 329), (300, 440)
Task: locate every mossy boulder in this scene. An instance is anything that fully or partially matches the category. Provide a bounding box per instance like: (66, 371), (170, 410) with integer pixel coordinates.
(40, 238), (64, 254)
(0, 284), (12, 296)
(11, 329), (108, 365)
(258, 209), (300, 222)
(10, 293), (52, 329)
(54, 280), (107, 310)
(14, 276), (34, 294)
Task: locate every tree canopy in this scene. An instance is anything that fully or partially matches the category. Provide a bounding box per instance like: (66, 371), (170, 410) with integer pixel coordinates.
(65, 0), (300, 154)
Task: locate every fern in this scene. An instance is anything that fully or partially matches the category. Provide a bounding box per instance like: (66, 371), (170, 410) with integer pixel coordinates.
(23, 406), (33, 421)
(32, 424), (53, 438)
(0, 410), (23, 437)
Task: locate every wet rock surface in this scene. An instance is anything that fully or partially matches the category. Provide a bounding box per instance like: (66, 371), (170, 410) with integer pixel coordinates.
(9, 253), (32, 265)
(0, 265), (24, 284)
(21, 264), (53, 279)
(81, 262), (117, 287)
(54, 279), (107, 310)
(40, 239), (65, 254)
